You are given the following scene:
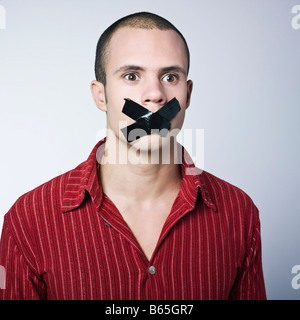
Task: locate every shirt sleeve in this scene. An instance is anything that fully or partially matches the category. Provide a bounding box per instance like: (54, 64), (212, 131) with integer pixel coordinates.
(229, 209), (267, 300)
(0, 214), (47, 300)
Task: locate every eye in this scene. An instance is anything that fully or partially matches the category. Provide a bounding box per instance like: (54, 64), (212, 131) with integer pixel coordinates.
(124, 73), (140, 81)
(162, 74), (178, 83)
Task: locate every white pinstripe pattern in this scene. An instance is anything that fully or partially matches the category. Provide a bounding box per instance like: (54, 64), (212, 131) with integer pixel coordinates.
(0, 138), (266, 300)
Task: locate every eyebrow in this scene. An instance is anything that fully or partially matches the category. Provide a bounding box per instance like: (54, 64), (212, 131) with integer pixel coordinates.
(160, 66), (187, 76)
(114, 65), (187, 76)
(114, 65), (144, 75)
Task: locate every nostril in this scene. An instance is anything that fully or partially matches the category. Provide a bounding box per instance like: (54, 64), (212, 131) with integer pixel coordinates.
(143, 99), (164, 105)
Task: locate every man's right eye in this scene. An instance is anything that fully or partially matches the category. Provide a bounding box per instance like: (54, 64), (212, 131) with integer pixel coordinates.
(124, 73), (139, 81)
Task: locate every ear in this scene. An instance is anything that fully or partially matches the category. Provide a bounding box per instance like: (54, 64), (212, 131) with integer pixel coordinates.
(185, 80), (193, 109)
(91, 80), (107, 112)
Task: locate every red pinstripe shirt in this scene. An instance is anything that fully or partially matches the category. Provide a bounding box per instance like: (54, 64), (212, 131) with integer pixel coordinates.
(0, 138), (266, 300)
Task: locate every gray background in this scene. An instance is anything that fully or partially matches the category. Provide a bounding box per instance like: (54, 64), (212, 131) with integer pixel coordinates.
(0, 0), (299, 300)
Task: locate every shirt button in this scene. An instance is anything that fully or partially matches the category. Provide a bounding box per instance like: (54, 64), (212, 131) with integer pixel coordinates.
(149, 266), (156, 275)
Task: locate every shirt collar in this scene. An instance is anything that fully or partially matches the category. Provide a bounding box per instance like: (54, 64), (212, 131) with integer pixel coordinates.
(61, 138), (217, 213)
(61, 139), (104, 213)
(179, 145), (217, 212)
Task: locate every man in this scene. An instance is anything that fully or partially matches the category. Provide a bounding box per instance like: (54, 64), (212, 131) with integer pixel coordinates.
(0, 12), (266, 300)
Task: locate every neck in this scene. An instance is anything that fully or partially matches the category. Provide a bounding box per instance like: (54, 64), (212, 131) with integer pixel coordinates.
(100, 134), (182, 203)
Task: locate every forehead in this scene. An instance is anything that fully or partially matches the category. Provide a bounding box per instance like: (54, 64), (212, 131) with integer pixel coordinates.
(105, 27), (188, 73)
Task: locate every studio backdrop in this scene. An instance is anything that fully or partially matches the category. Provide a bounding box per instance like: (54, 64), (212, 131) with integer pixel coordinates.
(0, 0), (299, 300)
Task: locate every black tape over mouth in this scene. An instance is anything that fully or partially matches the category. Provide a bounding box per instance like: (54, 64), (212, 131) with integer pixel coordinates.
(120, 97), (181, 142)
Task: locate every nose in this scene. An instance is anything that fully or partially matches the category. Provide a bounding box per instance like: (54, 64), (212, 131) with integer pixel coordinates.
(141, 78), (167, 111)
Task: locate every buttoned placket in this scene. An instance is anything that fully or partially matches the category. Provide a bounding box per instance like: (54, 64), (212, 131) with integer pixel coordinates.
(101, 211), (162, 299)
(100, 200), (198, 296)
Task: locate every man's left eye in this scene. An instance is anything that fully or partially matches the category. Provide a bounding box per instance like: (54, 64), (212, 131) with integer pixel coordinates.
(162, 74), (178, 83)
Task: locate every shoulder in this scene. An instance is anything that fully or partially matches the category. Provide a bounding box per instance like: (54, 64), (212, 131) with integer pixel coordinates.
(198, 170), (261, 253)
(2, 166), (81, 261)
(199, 170), (259, 217)
(3, 164), (81, 237)
(8, 170), (69, 215)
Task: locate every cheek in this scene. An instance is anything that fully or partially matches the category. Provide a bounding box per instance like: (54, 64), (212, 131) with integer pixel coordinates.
(105, 88), (125, 122)
(106, 99), (135, 138)
(171, 109), (186, 131)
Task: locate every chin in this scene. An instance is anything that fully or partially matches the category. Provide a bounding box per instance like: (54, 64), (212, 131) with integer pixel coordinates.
(126, 131), (180, 165)
(130, 133), (163, 153)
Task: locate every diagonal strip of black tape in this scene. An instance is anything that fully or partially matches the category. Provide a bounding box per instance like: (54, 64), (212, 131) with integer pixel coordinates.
(121, 97), (181, 142)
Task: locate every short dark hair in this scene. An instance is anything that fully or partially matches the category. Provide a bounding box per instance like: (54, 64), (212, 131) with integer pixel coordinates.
(94, 12), (190, 85)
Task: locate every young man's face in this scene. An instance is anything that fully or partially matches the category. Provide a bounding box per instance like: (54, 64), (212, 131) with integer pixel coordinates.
(93, 27), (193, 152)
